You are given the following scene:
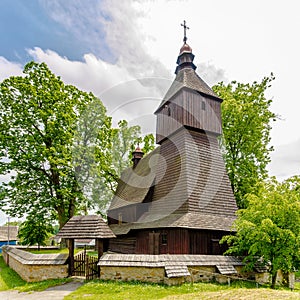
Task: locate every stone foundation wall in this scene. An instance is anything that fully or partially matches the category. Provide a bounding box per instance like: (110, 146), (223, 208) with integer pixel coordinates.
(100, 266), (165, 283)
(99, 264), (274, 286)
(188, 266), (216, 283)
(2, 246), (68, 282)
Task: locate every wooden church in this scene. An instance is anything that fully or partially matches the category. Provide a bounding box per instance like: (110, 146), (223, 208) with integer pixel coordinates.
(107, 23), (238, 255)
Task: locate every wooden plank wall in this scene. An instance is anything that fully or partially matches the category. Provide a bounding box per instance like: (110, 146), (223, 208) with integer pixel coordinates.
(189, 230), (228, 255)
(156, 89), (222, 144)
(108, 236), (136, 254)
(135, 229), (189, 254)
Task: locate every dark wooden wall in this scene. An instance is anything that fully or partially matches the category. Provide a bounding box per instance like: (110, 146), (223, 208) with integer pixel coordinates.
(108, 228), (229, 255)
(156, 89), (222, 144)
(189, 229), (228, 255)
(108, 235), (136, 254)
(135, 229), (189, 254)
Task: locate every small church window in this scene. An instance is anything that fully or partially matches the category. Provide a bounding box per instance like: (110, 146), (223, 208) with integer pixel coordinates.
(201, 101), (206, 110)
(165, 104), (171, 116)
(161, 233), (167, 245)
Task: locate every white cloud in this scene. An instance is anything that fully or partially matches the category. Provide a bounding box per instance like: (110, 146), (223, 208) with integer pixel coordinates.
(1, 0), (299, 181)
(26, 47), (170, 133)
(268, 139), (300, 180)
(0, 57), (23, 81)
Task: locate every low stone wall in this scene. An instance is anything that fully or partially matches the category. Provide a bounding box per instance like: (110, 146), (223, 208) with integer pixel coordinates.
(2, 246), (68, 282)
(100, 266), (165, 283)
(97, 254), (287, 286)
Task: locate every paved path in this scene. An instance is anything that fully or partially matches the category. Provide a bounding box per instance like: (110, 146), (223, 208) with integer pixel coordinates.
(0, 280), (83, 300)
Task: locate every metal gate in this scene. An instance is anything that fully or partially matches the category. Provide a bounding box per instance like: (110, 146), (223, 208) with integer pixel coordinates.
(73, 249), (99, 280)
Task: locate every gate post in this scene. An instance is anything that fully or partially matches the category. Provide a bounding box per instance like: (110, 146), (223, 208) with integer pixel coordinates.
(96, 238), (104, 259)
(68, 238), (75, 276)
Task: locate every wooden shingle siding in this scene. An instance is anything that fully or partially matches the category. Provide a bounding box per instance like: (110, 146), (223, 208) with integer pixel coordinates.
(56, 215), (115, 239)
(185, 130), (237, 216)
(156, 68), (221, 113)
(216, 265), (238, 275)
(98, 253), (243, 268)
(2, 246), (68, 265)
(165, 264), (190, 277)
(108, 147), (160, 212)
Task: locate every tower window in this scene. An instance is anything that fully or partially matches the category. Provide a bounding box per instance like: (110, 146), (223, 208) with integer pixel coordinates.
(165, 104), (171, 116)
(201, 101), (206, 110)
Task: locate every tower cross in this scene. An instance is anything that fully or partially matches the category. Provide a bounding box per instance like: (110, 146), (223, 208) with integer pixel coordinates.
(181, 20), (189, 44)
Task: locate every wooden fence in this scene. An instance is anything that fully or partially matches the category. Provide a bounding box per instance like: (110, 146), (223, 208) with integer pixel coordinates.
(73, 251), (99, 280)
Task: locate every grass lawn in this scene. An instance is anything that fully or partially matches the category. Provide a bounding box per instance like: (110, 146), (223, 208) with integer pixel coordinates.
(65, 280), (300, 300)
(26, 247), (82, 255)
(0, 255), (71, 292)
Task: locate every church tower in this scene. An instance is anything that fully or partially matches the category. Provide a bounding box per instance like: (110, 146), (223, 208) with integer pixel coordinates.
(155, 21), (222, 144)
(108, 22), (237, 255)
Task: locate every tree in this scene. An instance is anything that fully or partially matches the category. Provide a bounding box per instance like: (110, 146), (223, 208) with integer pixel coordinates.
(221, 177), (300, 288)
(213, 75), (277, 208)
(0, 62), (111, 228)
(87, 120), (155, 214)
(18, 212), (54, 250)
(0, 61), (155, 227)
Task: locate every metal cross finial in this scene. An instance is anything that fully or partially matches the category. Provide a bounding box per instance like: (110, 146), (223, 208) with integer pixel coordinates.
(181, 20), (189, 44)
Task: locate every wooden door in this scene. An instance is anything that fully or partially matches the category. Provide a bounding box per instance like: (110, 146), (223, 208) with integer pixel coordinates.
(149, 232), (160, 254)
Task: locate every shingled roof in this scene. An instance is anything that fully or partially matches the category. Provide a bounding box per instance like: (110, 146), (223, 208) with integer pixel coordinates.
(56, 215), (115, 239)
(156, 67), (221, 113)
(2, 246), (68, 265)
(110, 212), (236, 235)
(109, 147), (160, 210)
(108, 128), (237, 233)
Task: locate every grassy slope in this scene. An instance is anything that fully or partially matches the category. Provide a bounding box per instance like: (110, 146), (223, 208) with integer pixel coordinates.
(64, 280), (300, 300)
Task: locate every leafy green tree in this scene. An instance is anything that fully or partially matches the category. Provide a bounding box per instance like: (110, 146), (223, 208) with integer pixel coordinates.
(222, 177), (300, 288)
(0, 61), (155, 226)
(3, 221), (21, 226)
(213, 75), (277, 208)
(18, 212), (54, 250)
(0, 62), (111, 228)
(90, 120), (155, 214)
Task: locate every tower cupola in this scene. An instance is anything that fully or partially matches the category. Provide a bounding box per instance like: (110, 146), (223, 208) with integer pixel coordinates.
(175, 20), (196, 74)
(132, 146), (144, 168)
(155, 20), (222, 144)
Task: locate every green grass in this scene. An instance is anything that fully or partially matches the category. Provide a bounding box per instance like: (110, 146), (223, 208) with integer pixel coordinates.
(64, 280), (300, 300)
(26, 247), (82, 255)
(26, 248), (69, 254)
(0, 255), (25, 290)
(0, 255), (71, 292)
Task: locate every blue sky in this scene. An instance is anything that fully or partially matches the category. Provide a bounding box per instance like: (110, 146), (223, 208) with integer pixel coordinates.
(0, 0), (300, 224)
(0, 0), (113, 63)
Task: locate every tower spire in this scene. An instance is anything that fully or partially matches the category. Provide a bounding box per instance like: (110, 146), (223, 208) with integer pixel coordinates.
(181, 20), (189, 44)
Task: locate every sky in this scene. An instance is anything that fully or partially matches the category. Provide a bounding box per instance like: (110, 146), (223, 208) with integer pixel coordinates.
(0, 0), (299, 224)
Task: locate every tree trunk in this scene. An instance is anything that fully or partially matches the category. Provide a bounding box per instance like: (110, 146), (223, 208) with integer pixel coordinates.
(271, 270), (277, 289)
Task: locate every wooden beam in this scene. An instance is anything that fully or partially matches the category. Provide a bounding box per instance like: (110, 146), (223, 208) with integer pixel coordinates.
(96, 238), (104, 259)
(68, 238), (74, 276)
